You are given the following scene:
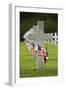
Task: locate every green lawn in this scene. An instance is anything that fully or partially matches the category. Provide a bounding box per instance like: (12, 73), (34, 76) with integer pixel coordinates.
(20, 42), (58, 78)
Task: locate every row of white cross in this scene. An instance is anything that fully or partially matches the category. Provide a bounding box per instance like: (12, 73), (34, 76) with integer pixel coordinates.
(45, 32), (58, 45)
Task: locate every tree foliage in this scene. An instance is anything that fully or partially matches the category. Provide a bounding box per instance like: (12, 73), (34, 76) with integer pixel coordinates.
(20, 12), (58, 41)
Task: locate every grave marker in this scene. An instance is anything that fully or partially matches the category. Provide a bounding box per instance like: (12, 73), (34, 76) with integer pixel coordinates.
(23, 21), (52, 70)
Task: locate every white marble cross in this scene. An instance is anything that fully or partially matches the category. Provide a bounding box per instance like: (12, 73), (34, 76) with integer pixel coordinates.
(23, 21), (52, 70)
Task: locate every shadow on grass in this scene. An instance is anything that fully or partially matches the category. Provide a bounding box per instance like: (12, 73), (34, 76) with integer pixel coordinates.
(20, 67), (58, 78)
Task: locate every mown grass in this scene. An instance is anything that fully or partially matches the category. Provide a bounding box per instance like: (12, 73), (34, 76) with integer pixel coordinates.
(20, 42), (58, 78)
